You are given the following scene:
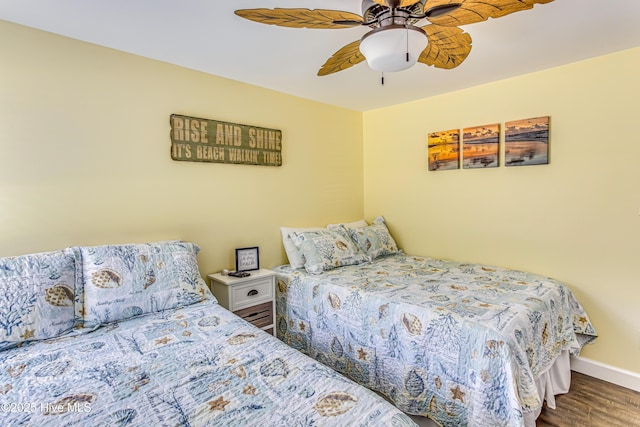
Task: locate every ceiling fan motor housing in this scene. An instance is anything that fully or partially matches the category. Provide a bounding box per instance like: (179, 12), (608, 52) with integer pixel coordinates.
(360, 24), (428, 72)
(362, 0), (427, 26)
(359, 0), (429, 72)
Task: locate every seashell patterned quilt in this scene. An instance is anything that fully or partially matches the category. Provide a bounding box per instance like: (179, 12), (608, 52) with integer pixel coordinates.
(274, 253), (597, 427)
(0, 298), (416, 426)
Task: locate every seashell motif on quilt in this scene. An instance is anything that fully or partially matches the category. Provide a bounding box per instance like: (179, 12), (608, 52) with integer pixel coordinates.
(277, 317), (288, 336)
(327, 292), (341, 310)
(231, 365), (247, 379)
(243, 385), (257, 395)
(7, 364), (26, 378)
(43, 394), (96, 415)
(143, 269), (156, 289)
(541, 322), (549, 345)
(122, 306), (144, 319)
(0, 384), (12, 395)
(197, 316), (220, 328)
(277, 280), (287, 294)
(227, 333), (256, 345)
(91, 269), (122, 288)
(335, 240), (348, 251)
(428, 395), (438, 413)
(434, 376), (442, 389)
(259, 358), (289, 378)
(314, 392), (358, 417)
(330, 337), (344, 358)
(401, 313), (422, 336)
(404, 368), (425, 397)
(44, 283), (74, 307)
(107, 408), (137, 425)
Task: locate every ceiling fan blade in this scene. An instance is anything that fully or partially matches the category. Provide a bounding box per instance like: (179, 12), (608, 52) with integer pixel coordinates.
(425, 3), (461, 18)
(425, 0), (554, 27)
(318, 40), (366, 76)
(333, 19), (368, 26)
(418, 25), (472, 69)
(235, 8), (363, 29)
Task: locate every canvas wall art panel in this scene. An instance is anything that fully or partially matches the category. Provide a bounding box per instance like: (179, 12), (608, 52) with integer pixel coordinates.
(505, 116), (549, 166)
(428, 129), (460, 171)
(462, 124), (500, 168)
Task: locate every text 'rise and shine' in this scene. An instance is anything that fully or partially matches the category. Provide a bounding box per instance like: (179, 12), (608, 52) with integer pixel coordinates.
(171, 117), (282, 166)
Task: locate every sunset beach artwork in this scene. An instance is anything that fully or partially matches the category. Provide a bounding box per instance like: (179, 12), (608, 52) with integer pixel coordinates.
(463, 124), (500, 168)
(505, 116), (549, 166)
(428, 129), (460, 171)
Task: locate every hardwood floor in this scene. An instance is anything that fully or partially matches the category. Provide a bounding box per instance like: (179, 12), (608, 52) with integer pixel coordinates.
(537, 372), (640, 426)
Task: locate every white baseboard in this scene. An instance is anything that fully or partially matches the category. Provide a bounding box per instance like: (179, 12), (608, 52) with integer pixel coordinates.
(570, 355), (640, 392)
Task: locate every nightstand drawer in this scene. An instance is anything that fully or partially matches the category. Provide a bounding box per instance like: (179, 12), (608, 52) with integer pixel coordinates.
(231, 278), (273, 309)
(234, 301), (273, 329)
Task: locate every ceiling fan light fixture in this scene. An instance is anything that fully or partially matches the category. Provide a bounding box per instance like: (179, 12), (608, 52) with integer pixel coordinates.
(359, 24), (427, 72)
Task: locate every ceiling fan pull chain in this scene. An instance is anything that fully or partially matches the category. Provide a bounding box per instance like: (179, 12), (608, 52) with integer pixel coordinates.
(406, 25), (411, 63)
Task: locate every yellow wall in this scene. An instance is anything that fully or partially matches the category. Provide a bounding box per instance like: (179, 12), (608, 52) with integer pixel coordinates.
(0, 20), (364, 274)
(363, 47), (640, 372)
(2, 18), (639, 376)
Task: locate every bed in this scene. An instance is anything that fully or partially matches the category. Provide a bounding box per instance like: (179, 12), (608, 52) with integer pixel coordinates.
(0, 241), (417, 427)
(275, 218), (597, 427)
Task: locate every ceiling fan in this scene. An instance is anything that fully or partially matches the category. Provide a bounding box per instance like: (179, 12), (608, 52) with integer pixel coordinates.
(235, 0), (554, 76)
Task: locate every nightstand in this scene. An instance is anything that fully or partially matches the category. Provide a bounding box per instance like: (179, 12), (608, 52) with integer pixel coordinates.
(208, 269), (276, 335)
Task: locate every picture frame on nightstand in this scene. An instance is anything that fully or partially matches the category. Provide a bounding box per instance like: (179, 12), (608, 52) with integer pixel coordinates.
(235, 246), (260, 272)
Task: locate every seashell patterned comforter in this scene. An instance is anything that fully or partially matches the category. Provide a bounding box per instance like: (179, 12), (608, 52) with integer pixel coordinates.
(274, 254), (597, 427)
(0, 299), (417, 426)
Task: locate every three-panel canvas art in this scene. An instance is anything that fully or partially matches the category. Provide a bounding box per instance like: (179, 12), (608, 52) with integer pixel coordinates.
(428, 116), (549, 171)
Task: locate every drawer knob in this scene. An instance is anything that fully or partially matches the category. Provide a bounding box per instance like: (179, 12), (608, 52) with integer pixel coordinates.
(247, 289), (259, 296)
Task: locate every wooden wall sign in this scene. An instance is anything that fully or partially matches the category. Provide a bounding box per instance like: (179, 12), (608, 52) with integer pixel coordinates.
(170, 114), (282, 166)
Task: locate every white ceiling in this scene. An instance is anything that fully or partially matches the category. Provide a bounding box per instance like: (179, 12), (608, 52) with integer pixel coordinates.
(1, 0), (639, 111)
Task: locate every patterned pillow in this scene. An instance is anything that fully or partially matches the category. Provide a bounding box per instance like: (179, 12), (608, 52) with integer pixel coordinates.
(289, 229), (369, 274)
(0, 250), (76, 351)
(281, 220), (368, 269)
(74, 241), (211, 328)
(343, 216), (399, 260)
(280, 226), (325, 269)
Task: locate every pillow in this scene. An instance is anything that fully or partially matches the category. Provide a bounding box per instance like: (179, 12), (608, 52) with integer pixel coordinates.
(343, 216), (399, 260)
(74, 241), (211, 328)
(0, 250), (76, 351)
(282, 220), (368, 269)
(289, 229), (369, 274)
(280, 226), (325, 269)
